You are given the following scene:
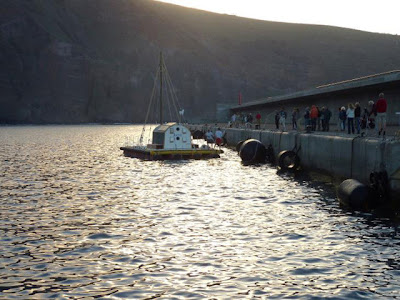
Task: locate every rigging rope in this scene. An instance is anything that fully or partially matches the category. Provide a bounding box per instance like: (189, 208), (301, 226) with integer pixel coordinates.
(138, 53), (184, 145)
(140, 65), (160, 144)
(164, 66), (182, 123)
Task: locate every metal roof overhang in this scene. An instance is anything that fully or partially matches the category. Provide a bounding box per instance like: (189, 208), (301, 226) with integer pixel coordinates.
(231, 70), (400, 111)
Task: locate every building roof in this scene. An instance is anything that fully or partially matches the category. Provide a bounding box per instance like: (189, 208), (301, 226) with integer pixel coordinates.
(153, 122), (177, 133)
(231, 70), (400, 110)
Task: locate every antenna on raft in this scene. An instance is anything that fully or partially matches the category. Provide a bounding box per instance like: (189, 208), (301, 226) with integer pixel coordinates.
(159, 51), (163, 124)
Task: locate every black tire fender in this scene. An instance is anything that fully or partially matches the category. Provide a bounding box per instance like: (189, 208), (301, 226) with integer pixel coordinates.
(236, 140), (246, 153)
(277, 150), (300, 171)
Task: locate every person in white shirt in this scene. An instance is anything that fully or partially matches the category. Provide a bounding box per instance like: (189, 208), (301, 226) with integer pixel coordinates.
(205, 130), (214, 146)
(279, 108), (287, 131)
(346, 103), (355, 134)
(215, 128), (224, 148)
(231, 114), (236, 127)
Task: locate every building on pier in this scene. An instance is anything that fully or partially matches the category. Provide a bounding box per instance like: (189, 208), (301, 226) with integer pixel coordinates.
(229, 70), (400, 127)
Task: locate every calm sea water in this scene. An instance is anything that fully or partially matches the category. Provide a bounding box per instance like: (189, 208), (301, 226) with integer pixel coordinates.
(1, 125), (400, 299)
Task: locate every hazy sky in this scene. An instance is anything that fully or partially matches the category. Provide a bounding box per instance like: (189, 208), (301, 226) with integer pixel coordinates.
(156, 0), (400, 35)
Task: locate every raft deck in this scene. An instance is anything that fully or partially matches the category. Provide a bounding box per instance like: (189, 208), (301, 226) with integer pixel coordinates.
(120, 146), (222, 160)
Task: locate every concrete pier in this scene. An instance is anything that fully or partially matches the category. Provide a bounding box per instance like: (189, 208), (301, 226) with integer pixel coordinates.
(191, 125), (400, 202)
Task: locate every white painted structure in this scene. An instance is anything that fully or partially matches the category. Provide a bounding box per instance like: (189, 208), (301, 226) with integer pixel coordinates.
(151, 122), (192, 150)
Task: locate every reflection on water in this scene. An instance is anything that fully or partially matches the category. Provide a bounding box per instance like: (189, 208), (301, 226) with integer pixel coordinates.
(1, 125), (400, 299)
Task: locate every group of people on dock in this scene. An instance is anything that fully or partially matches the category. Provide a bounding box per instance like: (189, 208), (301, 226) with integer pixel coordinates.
(229, 92), (388, 137)
(303, 106), (332, 132)
(336, 93), (388, 136)
(229, 112), (262, 129)
(204, 127), (224, 148)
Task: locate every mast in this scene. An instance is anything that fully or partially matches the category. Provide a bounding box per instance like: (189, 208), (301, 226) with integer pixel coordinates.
(159, 51), (163, 124)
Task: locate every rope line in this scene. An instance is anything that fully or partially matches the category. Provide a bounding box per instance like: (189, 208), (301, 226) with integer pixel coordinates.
(140, 65), (160, 144)
(138, 52), (184, 146)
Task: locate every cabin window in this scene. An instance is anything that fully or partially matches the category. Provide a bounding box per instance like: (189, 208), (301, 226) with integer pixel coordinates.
(183, 137), (187, 142)
(170, 136), (174, 143)
(170, 128), (174, 134)
(182, 128), (187, 134)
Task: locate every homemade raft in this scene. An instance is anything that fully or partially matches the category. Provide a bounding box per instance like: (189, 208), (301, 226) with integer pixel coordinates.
(121, 123), (222, 160)
(120, 52), (222, 161)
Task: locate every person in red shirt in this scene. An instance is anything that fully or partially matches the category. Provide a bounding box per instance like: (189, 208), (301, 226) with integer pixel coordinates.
(310, 105), (318, 131)
(255, 113), (262, 129)
(376, 92), (387, 136)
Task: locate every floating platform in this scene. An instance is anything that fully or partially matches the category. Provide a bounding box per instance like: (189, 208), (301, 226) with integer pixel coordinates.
(120, 146), (222, 161)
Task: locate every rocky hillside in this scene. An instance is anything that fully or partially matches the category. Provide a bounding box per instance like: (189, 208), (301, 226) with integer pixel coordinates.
(1, 0), (400, 123)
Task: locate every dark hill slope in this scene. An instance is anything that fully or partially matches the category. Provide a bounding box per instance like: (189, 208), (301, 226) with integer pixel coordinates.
(1, 0), (400, 123)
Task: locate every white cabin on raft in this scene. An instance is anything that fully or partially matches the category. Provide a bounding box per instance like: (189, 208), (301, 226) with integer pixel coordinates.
(149, 122), (192, 150)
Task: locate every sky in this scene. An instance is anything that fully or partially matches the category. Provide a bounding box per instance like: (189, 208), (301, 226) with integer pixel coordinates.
(156, 0), (400, 35)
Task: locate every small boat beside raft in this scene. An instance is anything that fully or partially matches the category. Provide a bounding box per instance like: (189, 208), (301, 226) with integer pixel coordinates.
(120, 52), (222, 161)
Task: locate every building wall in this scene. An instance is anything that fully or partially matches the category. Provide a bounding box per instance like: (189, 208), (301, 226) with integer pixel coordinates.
(233, 82), (400, 127)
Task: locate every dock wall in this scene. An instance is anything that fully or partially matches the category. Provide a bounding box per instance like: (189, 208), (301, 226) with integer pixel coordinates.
(216, 127), (400, 200)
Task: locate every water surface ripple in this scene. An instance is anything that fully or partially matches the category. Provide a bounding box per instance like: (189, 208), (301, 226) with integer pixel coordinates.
(1, 125), (400, 299)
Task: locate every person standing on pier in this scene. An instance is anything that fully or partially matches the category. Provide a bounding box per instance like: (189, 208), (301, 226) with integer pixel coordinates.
(321, 107), (332, 131)
(367, 100), (377, 133)
(246, 113), (253, 128)
(310, 105), (318, 131)
(205, 130), (214, 146)
(231, 113), (237, 128)
(339, 107), (347, 131)
(215, 127), (224, 148)
(316, 106), (321, 131)
(279, 107), (287, 131)
(304, 107), (311, 130)
(292, 108), (299, 130)
(354, 102), (361, 134)
(255, 112), (262, 129)
(326, 107), (332, 131)
(320, 107), (326, 131)
(275, 111), (280, 130)
(336, 107), (342, 131)
(346, 103), (355, 134)
(376, 92), (387, 137)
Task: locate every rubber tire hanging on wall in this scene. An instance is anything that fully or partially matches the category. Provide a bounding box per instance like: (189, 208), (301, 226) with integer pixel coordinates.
(265, 144), (275, 164)
(277, 150), (300, 171)
(369, 171), (389, 204)
(236, 140), (246, 153)
(337, 179), (370, 210)
(239, 139), (266, 164)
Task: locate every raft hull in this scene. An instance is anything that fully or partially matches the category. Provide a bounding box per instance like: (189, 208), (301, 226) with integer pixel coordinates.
(120, 146), (222, 160)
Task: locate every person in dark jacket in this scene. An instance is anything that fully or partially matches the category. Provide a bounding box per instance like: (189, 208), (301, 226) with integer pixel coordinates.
(321, 107), (332, 131)
(274, 111), (280, 130)
(354, 102), (361, 134)
(292, 108), (299, 130)
(246, 113), (253, 128)
(316, 106), (321, 131)
(339, 106), (347, 131)
(304, 107), (310, 130)
(367, 100), (377, 133)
